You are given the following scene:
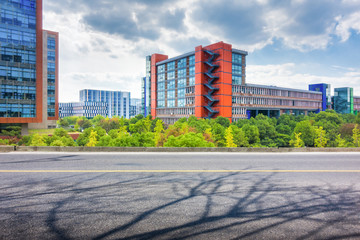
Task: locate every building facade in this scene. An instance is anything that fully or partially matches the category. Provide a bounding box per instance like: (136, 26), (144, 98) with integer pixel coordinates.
(0, 0), (59, 131)
(79, 89), (130, 118)
(143, 41), (325, 124)
(59, 102), (108, 119)
(130, 98), (141, 118)
(333, 87), (354, 114)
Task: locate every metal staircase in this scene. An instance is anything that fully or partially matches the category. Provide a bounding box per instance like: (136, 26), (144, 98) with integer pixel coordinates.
(203, 50), (219, 119)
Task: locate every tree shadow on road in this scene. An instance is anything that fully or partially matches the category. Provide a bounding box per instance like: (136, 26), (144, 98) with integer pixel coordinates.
(1, 172), (360, 239)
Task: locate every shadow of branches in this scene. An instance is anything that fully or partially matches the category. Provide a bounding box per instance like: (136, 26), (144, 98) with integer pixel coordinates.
(1, 171), (360, 240)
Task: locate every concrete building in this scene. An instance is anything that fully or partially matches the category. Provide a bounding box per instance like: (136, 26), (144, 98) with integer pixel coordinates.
(142, 41), (325, 124)
(0, 0), (59, 132)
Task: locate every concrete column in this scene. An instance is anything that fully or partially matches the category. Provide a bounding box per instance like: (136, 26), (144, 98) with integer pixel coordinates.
(21, 123), (29, 136)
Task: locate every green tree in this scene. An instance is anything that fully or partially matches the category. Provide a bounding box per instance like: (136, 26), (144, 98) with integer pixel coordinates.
(314, 126), (328, 148)
(353, 124), (360, 147)
(211, 123), (226, 147)
(225, 127), (237, 147)
(215, 116), (230, 128)
(241, 124), (260, 145)
(77, 117), (92, 129)
(50, 140), (65, 147)
(335, 134), (347, 148)
(230, 125), (249, 147)
(57, 118), (69, 128)
(86, 130), (98, 147)
(289, 132), (305, 148)
(293, 120), (315, 147)
(164, 132), (214, 147)
(30, 134), (47, 146)
(154, 119), (165, 147)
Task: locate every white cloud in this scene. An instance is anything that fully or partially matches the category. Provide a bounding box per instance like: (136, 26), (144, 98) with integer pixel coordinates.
(247, 63), (360, 96)
(335, 12), (360, 42)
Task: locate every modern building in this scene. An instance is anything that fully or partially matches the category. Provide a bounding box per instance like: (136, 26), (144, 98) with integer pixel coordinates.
(141, 56), (151, 117)
(354, 96), (360, 114)
(0, 0), (59, 132)
(80, 89), (130, 118)
(309, 83), (332, 111)
(130, 98), (141, 118)
(59, 102), (108, 119)
(142, 41), (325, 124)
(333, 87), (354, 114)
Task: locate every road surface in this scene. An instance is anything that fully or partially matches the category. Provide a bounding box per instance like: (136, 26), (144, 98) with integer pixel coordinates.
(0, 152), (360, 239)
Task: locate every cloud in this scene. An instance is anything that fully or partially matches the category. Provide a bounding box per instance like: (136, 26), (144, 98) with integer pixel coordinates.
(247, 63), (360, 96)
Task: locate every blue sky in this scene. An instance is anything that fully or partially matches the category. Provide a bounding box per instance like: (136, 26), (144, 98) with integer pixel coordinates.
(42, 0), (360, 102)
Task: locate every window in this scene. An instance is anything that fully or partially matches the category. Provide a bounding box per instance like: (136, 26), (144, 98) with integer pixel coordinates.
(189, 66), (195, 76)
(168, 90), (175, 99)
(178, 98), (185, 107)
(157, 64), (165, 73)
(189, 55), (195, 65)
(232, 53), (242, 64)
(158, 73), (165, 81)
(178, 78), (186, 88)
(167, 61), (175, 71)
(189, 77), (195, 86)
(168, 99), (175, 108)
(157, 91), (165, 100)
(177, 58), (186, 68)
(232, 75), (242, 85)
(158, 82), (165, 90)
(167, 80), (175, 89)
(167, 71), (175, 80)
(232, 64), (242, 75)
(178, 68), (186, 78)
(178, 88), (185, 98)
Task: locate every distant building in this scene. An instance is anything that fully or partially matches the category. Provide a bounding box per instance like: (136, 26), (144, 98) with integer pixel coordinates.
(79, 89), (130, 118)
(309, 83), (332, 111)
(0, 0), (59, 131)
(130, 98), (141, 118)
(333, 87), (354, 114)
(142, 41), (325, 124)
(59, 102), (107, 119)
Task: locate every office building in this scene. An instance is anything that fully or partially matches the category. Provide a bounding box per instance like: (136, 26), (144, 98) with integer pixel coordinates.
(0, 0), (59, 131)
(130, 98), (141, 118)
(333, 87), (354, 114)
(142, 41), (324, 124)
(79, 89), (130, 119)
(59, 102), (107, 119)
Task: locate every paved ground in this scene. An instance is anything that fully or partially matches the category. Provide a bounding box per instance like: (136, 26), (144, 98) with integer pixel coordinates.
(0, 152), (360, 240)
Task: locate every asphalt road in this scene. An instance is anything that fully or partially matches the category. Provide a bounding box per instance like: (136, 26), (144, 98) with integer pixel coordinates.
(0, 152), (360, 240)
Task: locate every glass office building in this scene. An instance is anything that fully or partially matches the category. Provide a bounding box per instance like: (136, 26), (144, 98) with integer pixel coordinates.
(80, 89), (130, 118)
(0, 0), (59, 130)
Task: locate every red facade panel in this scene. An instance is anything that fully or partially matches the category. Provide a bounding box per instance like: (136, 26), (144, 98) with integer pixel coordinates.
(194, 41), (233, 121)
(151, 54), (168, 117)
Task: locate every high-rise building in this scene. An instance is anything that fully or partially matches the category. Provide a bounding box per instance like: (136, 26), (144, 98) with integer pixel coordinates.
(141, 56), (151, 117)
(79, 89), (130, 118)
(0, 0), (59, 131)
(142, 41), (325, 124)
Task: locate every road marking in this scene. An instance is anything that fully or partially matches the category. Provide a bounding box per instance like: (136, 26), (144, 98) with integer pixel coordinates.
(1, 170), (360, 173)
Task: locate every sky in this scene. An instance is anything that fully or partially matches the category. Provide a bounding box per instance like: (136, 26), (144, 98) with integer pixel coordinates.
(42, 0), (360, 103)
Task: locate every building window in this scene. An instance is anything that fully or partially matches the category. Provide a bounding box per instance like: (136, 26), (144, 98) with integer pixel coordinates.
(177, 58), (186, 68)
(167, 61), (175, 71)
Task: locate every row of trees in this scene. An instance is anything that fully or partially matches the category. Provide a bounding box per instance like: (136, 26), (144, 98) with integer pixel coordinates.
(16, 110), (360, 148)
